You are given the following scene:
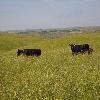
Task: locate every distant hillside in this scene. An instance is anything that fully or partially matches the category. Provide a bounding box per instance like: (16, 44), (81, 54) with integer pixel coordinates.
(0, 26), (100, 33)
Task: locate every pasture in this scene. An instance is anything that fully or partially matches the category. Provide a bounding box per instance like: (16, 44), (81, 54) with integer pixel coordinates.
(0, 32), (100, 100)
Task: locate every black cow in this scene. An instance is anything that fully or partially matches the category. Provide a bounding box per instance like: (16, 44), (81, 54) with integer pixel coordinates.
(17, 49), (41, 56)
(69, 44), (90, 56)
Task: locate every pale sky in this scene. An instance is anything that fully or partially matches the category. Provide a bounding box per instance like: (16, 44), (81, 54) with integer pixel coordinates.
(0, 0), (100, 31)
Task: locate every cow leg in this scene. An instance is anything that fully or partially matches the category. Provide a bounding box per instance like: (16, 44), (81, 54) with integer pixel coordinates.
(72, 52), (74, 56)
(75, 52), (78, 55)
(90, 49), (93, 54)
(88, 50), (90, 54)
(82, 50), (85, 54)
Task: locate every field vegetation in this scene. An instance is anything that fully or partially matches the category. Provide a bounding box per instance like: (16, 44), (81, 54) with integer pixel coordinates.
(0, 32), (100, 100)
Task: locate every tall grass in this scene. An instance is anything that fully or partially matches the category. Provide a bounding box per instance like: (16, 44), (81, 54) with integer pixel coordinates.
(0, 32), (100, 100)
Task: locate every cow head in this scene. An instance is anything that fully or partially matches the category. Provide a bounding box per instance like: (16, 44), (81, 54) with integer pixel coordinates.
(69, 44), (76, 52)
(17, 49), (23, 56)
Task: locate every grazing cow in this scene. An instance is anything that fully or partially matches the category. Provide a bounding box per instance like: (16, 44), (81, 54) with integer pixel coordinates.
(69, 44), (90, 56)
(17, 49), (41, 56)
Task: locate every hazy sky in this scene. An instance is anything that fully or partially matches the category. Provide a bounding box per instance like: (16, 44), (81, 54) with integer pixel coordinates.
(0, 0), (100, 31)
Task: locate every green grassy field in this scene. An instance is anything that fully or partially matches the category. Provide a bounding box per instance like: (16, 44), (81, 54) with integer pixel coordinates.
(0, 32), (100, 100)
